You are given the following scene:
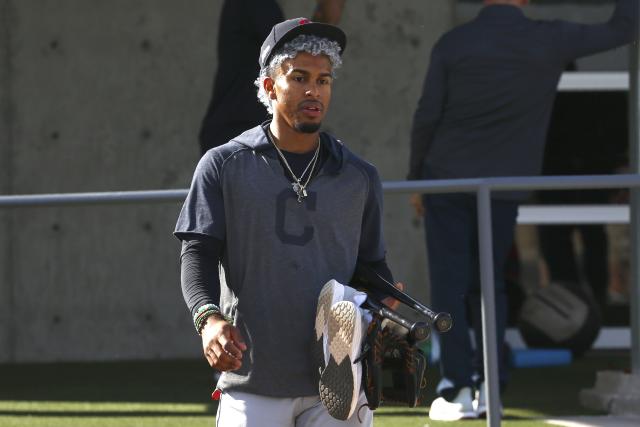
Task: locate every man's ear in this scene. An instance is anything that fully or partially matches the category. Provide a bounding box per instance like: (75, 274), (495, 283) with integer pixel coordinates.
(263, 77), (277, 101)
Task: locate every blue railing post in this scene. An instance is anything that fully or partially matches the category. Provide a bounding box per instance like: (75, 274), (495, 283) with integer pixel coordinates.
(477, 184), (501, 427)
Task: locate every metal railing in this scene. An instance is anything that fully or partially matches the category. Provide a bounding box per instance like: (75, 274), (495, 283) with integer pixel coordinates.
(2, 173), (640, 426)
(385, 174), (640, 427)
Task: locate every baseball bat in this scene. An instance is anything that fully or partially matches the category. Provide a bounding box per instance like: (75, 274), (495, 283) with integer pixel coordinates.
(362, 297), (430, 343)
(353, 262), (453, 333)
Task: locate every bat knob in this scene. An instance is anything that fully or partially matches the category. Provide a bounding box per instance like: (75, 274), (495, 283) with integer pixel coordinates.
(410, 321), (431, 342)
(433, 313), (453, 333)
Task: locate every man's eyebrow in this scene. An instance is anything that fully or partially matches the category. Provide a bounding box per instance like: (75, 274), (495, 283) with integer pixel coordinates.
(290, 68), (310, 75)
(289, 68), (334, 78)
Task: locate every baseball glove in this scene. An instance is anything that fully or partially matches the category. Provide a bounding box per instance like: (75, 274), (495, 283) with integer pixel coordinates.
(358, 314), (428, 410)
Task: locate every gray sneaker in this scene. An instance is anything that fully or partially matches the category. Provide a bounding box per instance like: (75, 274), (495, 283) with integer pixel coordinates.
(313, 280), (362, 375)
(314, 280), (346, 375)
(319, 300), (363, 420)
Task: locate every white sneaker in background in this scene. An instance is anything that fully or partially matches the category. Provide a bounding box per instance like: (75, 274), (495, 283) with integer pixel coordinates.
(428, 387), (477, 421)
(473, 382), (503, 418)
(474, 383), (486, 417)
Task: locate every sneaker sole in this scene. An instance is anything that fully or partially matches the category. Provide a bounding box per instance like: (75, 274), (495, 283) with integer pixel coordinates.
(313, 281), (345, 375)
(319, 301), (362, 421)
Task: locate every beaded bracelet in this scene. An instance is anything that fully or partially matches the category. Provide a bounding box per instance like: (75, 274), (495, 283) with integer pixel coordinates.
(193, 304), (232, 335)
(194, 304), (221, 334)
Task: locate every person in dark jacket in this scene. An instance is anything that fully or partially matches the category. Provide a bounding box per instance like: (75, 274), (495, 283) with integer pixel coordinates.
(198, 0), (284, 154)
(407, 0), (638, 421)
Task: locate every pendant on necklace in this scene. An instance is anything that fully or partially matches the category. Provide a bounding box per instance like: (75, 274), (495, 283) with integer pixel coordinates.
(292, 182), (307, 202)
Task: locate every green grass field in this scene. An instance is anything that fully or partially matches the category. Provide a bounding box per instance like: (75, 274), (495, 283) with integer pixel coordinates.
(0, 350), (628, 426)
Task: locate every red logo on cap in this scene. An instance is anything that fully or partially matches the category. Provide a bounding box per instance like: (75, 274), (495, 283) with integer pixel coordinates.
(299, 19), (310, 25)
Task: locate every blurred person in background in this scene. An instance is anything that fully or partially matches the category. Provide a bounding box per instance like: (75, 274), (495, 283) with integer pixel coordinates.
(537, 62), (628, 317)
(407, 0), (638, 421)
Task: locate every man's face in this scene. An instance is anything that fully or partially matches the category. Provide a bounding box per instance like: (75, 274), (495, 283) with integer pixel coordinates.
(266, 51), (333, 133)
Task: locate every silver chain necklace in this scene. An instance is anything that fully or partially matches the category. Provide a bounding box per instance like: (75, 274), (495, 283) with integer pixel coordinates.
(267, 131), (321, 202)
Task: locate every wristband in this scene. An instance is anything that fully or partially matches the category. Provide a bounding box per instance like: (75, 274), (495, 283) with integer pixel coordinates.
(193, 304), (232, 335)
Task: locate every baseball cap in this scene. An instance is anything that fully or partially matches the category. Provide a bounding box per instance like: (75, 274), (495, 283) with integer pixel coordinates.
(259, 18), (347, 69)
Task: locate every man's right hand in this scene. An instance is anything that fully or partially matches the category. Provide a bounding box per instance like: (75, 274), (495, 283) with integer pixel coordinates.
(201, 315), (247, 371)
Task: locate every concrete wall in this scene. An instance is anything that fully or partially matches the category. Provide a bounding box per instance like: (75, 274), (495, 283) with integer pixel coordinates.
(1, 0), (222, 362)
(1, 0), (16, 362)
(0, 0), (454, 362)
